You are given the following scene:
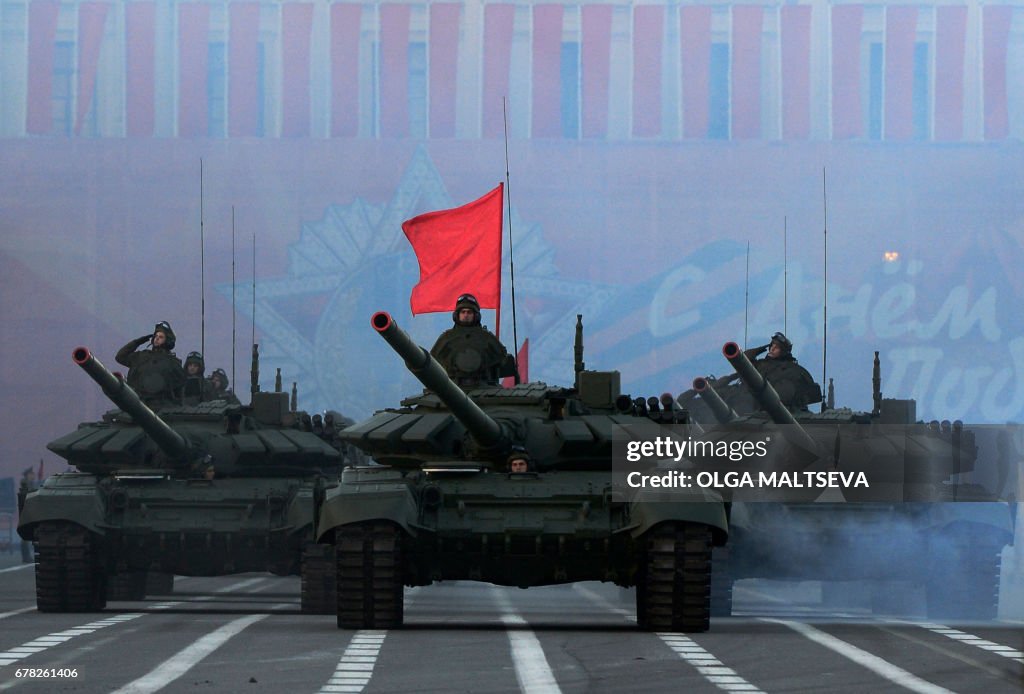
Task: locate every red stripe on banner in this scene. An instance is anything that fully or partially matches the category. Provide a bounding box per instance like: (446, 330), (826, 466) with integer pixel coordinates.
(380, 4), (411, 138)
(884, 6), (917, 140)
(680, 6), (711, 138)
(483, 4), (515, 138)
(581, 5), (612, 138)
(178, 2), (210, 137)
(281, 3), (313, 138)
(74, 2), (110, 135)
(229, 2), (260, 137)
(731, 6), (763, 139)
(781, 5), (811, 140)
(633, 5), (663, 137)
(125, 2), (156, 136)
(934, 6), (967, 141)
(26, 0), (59, 134)
(429, 4), (460, 138)
(330, 4), (361, 137)
(831, 5), (863, 139)
(983, 5), (1012, 140)
(532, 5), (563, 138)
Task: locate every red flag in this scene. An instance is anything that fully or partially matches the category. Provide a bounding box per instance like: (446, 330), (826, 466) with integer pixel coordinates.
(502, 339), (529, 388)
(403, 184), (503, 316)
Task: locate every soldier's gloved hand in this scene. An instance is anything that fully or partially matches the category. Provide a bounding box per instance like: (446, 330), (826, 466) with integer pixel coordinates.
(136, 334), (154, 345)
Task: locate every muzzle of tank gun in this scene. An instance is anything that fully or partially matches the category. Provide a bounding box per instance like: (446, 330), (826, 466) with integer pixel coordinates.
(692, 376), (739, 425)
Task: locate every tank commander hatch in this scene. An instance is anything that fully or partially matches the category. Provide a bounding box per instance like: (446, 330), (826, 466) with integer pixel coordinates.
(430, 293), (516, 389)
(115, 321), (185, 407)
(743, 332), (821, 410)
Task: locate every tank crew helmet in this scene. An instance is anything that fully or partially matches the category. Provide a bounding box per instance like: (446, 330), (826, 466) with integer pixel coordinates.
(506, 445), (531, 470)
(153, 321), (176, 350)
(185, 351), (205, 372)
(769, 332), (792, 354)
(211, 368), (229, 389)
(452, 293), (482, 326)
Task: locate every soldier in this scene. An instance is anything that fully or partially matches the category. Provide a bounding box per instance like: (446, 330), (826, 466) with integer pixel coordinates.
(743, 332), (821, 409)
(17, 467), (37, 563)
(182, 351), (216, 405)
(208, 368), (240, 405)
(506, 446), (532, 474)
(430, 294), (516, 389)
(115, 321), (185, 407)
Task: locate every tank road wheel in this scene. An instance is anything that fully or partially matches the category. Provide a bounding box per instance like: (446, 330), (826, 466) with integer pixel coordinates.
(336, 523), (404, 629)
(107, 571), (147, 601)
(145, 571), (175, 595)
(34, 522), (107, 613)
(635, 522), (712, 632)
(301, 543), (337, 615)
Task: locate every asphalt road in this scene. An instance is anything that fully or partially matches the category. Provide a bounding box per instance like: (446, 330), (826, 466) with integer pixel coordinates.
(0, 557), (1020, 693)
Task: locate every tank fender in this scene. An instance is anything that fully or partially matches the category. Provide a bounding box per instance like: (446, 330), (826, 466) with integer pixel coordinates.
(622, 490), (729, 545)
(17, 485), (107, 540)
(316, 483), (419, 542)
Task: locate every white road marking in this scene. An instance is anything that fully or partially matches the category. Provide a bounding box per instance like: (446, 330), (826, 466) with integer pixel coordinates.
(0, 564), (33, 574)
(319, 631), (387, 694)
(916, 622), (1024, 665)
(767, 618), (957, 694)
(109, 613), (269, 694)
(492, 587), (562, 694)
(0, 613), (142, 668)
(571, 584), (635, 621)
(658, 634), (765, 693)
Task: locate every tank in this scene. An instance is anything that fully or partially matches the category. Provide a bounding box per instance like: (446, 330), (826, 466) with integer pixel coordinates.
(690, 343), (1014, 620)
(17, 346), (360, 613)
(314, 312), (728, 632)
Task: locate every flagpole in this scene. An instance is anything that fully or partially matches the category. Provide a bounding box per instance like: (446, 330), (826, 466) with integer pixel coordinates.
(502, 97), (520, 376)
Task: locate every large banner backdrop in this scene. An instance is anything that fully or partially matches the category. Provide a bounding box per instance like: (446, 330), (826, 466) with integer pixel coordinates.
(1, 0), (1023, 494)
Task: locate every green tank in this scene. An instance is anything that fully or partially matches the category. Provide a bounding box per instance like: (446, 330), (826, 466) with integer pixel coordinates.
(17, 346), (354, 613)
(691, 342), (1013, 620)
(315, 312), (728, 632)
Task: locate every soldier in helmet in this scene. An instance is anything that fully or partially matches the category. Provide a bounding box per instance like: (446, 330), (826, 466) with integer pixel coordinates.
(115, 321), (186, 407)
(506, 445), (532, 474)
(182, 351), (216, 405)
(430, 293), (516, 389)
(208, 367), (240, 405)
(744, 332), (821, 409)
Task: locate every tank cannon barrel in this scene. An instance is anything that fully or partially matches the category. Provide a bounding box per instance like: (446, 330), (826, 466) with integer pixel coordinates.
(692, 377), (738, 424)
(371, 313), (506, 450)
(72, 347), (189, 460)
(721, 342), (817, 452)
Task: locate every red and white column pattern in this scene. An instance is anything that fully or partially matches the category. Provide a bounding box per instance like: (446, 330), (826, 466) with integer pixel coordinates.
(178, 2), (211, 137)
(281, 2), (314, 138)
(780, 4), (811, 140)
(632, 5), (663, 137)
(731, 5), (763, 139)
(883, 5), (918, 140)
(125, 1), (156, 137)
(680, 5), (711, 139)
(983, 5), (1012, 140)
(934, 5), (967, 141)
(330, 3), (362, 137)
(429, 3), (460, 138)
(532, 4), (563, 138)
(581, 5), (612, 139)
(831, 4), (863, 139)
(482, 4), (515, 138)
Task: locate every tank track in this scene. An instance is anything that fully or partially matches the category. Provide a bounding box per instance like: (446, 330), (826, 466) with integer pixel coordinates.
(34, 522), (107, 613)
(336, 522), (404, 629)
(635, 522), (712, 632)
(301, 543), (337, 615)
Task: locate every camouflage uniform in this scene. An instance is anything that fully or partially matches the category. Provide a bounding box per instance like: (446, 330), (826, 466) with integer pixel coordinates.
(208, 368), (241, 405)
(115, 321), (186, 407)
(430, 294), (516, 389)
(745, 333), (821, 409)
(182, 351), (217, 405)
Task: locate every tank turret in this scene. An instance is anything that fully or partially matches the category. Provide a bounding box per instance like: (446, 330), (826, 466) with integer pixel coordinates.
(371, 311), (506, 450)
(71, 347), (189, 461)
(692, 376), (738, 425)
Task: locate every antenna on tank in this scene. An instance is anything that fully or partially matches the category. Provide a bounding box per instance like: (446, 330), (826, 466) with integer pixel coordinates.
(200, 158), (206, 362)
(783, 215), (788, 335)
(231, 206), (236, 391)
(821, 168), (829, 413)
(251, 233), (257, 394)
(502, 97), (520, 383)
(743, 242), (750, 349)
